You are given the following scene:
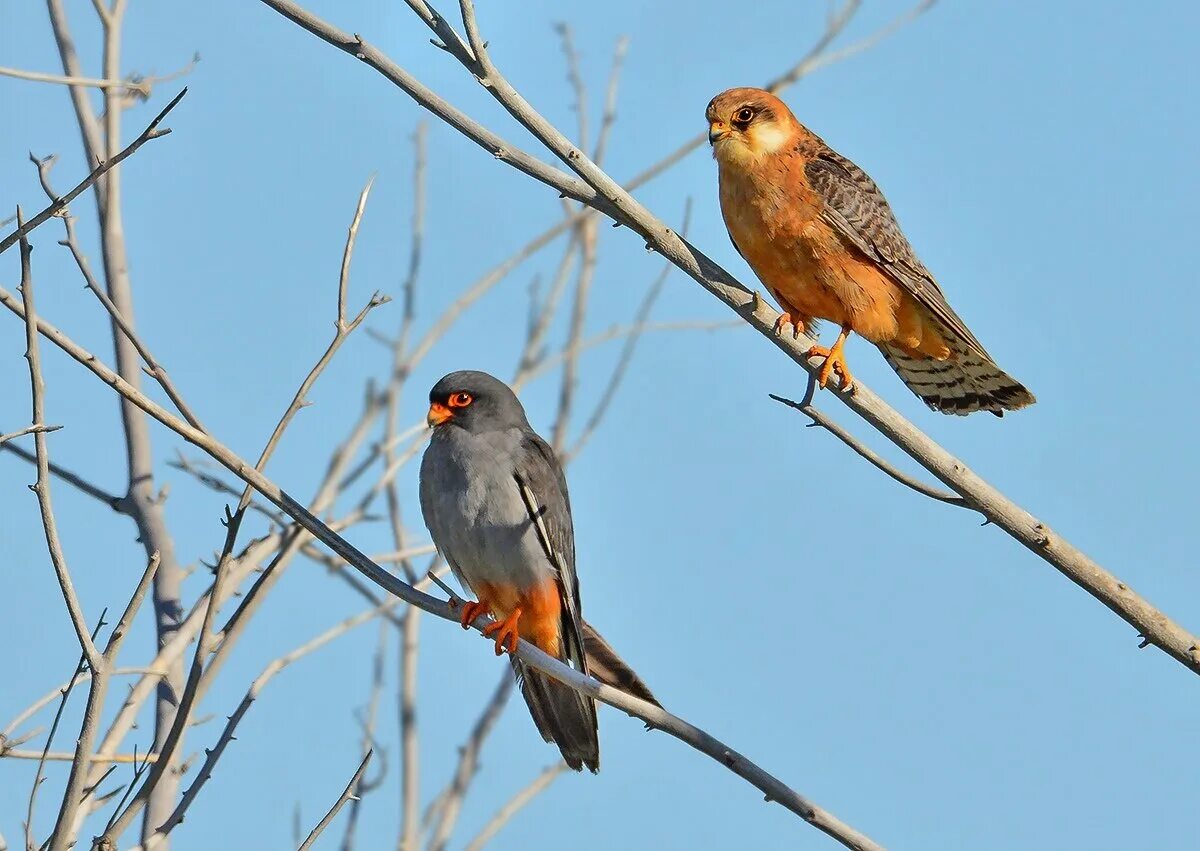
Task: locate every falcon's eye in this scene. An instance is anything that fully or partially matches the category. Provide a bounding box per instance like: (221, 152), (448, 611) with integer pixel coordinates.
(448, 392), (473, 408)
(733, 107), (755, 125)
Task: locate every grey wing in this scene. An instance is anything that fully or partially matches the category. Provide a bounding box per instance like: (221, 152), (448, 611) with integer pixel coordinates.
(514, 433), (588, 675)
(805, 149), (991, 358)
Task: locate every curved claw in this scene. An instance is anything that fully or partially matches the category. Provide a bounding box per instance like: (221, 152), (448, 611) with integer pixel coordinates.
(772, 311), (802, 340)
(458, 599), (490, 630)
(481, 607), (522, 656)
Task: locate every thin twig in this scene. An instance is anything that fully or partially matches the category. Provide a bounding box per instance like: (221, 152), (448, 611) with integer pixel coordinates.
(0, 424), (61, 445)
(297, 751), (373, 851)
(462, 762), (568, 851)
(340, 621), (388, 851)
(25, 615), (106, 851)
(769, 387), (967, 507)
(426, 671), (513, 851)
(29, 154), (205, 430)
(0, 89), (186, 255)
(18, 211), (101, 671)
(0, 441), (126, 512)
(565, 199), (692, 462)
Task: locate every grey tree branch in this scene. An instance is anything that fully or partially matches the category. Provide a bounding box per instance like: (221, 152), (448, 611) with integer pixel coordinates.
(0, 88), (185, 256)
(0, 441), (126, 512)
(29, 154), (205, 431)
(769, 385), (966, 507)
(17, 214), (101, 673)
(0, 424), (60, 445)
(425, 671), (513, 851)
(340, 621), (389, 851)
(298, 752), (373, 851)
(462, 762), (568, 851)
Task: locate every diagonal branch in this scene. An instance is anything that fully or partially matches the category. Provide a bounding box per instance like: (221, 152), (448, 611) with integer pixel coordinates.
(0, 89), (186, 255)
(769, 385), (966, 507)
(462, 762), (568, 851)
(297, 751), (373, 851)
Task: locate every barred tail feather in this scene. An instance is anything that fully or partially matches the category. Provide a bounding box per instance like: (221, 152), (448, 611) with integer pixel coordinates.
(512, 659), (600, 772)
(581, 620), (661, 707)
(880, 339), (1036, 417)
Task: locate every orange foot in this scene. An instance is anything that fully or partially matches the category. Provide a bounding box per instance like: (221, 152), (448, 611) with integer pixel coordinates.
(457, 599), (490, 630)
(482, 607), (522, 656)
(806, 326), (855, 392)
(772, 311), (803, 340)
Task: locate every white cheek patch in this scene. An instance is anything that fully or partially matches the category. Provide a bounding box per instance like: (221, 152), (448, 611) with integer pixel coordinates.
(750, 123), (791, 154)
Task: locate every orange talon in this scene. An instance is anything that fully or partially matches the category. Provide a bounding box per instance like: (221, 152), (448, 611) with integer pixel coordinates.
(459, 600), (490, 630)
(481, 607), (522, 656)
(806, 325), (855, 392)
(772, 311), (803, 340)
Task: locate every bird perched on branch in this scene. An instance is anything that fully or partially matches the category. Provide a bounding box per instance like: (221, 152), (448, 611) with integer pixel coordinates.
(419, 370), (656, 772)
(707, 87), (1035, 416)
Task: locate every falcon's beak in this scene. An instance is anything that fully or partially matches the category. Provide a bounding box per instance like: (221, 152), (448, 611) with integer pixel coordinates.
(426, 402), (453, 428)
(708, 122), (727, 146)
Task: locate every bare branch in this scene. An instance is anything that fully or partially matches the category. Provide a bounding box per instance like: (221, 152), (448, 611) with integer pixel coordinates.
(0, 441), (126, 512)
(340, 622), (388, 851)
(0, 89), (186, 255)
(0, 424), (60, 445)
(565, 199), (691, 462)
(17, 212), (101, 671)
(769, 386), (967, 507)
(462, 762), (568, 851)
(297, 751), (372, 851)
(426, 671), (513, 851)
(146, 601), (400, 848)
(29, 154), (205, 430)
(25, 614), (106, 851)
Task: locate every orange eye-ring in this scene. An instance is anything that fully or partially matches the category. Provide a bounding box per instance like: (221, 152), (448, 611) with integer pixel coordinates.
(448, 392), (473, 408)
(734, 107), (754, 124)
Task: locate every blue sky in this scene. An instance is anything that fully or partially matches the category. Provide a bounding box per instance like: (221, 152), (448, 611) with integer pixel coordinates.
(3, 1), (1199, 849)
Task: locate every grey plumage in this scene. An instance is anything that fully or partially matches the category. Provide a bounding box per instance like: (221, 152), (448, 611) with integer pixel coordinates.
(419, 371), (606, 770)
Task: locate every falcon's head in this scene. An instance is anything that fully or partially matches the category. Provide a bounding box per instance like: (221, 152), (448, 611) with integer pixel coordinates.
(426, 370), (529, 433)
(706, 87), (797, 164)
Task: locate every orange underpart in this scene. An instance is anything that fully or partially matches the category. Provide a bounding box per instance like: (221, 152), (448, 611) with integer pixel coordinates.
(471, 578), (563, 658)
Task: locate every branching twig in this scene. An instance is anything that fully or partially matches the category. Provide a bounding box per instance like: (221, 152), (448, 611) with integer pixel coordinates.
(29, 154), (205, 431)
(769, 384), (967, 507)
(0, 89), (186, 255)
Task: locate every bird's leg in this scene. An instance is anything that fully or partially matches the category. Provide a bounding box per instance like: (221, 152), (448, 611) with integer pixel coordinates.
(457, 599), (491, 630)
(806, 325), (855, 392)
(482, 607), (523, 656)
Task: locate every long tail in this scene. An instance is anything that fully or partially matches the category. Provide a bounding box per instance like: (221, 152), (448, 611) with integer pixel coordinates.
(512, 660), (599, 772)
(880, 339), (1036, 416)
(581, 620), (661, 707)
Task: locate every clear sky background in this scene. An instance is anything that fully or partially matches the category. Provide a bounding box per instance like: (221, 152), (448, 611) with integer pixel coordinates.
(3, 1), (1199, 849)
